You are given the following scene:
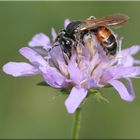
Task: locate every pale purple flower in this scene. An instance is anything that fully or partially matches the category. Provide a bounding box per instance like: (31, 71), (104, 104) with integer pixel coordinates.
(3, 20), (140, 113)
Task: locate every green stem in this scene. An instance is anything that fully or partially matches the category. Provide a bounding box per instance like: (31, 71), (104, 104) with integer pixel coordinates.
(71, 107), (82, 139)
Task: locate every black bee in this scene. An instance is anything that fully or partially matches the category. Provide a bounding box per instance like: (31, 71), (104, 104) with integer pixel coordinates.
(55, 13), (128, 57)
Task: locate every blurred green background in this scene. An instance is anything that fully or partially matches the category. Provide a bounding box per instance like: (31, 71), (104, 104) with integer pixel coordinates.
(0, 1), (140, 139)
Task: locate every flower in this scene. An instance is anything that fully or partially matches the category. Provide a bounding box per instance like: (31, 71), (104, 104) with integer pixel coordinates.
(3, 20), (140, 114)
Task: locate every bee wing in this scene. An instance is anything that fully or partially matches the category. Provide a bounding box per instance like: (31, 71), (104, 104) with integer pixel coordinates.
(92, 13), (129, 26)
(77, 13), (129, 31)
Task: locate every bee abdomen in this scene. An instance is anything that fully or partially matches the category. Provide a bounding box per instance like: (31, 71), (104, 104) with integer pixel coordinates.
(106, 42), (117, 55)
(106, 34), (116, 44)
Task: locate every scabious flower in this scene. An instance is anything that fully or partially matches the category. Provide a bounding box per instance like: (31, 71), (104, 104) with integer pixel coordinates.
(3, 20), (140, 113)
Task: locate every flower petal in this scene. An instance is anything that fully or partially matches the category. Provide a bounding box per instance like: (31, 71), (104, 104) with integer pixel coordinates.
(19, 47), (48, 67)
(67, 62), (83, 85)
(121, 45), (140, 56)
(3, 62), (39, 77)
(88, 78), (104, 88)
(64, 19), (71, 28)
(126, 78), (135, 100)
(28, 33), (51, 50)
(115, 45), (140, 66)
(49, 45), (67, 67)
(123, 55), (134, 67)
(51, 28), (57, 42)
(39, 66), (68, 88)
(134, 60), (140, 65)
(108, 79), (135, 102)
(65, 87), (88, 113)
(102, 66), (140, 82)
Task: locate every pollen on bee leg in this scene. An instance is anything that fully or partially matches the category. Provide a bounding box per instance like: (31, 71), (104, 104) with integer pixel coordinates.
(58, 62), (69, 78)
(83, 33), (95, 57)
(76, 43), (83, 59)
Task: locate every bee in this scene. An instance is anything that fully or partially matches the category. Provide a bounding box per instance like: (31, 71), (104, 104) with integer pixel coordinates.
(55, 13), (129, 57)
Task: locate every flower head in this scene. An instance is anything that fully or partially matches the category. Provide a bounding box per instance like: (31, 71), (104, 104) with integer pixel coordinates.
(3, 20), (140, 113)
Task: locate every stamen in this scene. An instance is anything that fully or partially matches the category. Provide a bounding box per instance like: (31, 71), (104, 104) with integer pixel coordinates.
(116, 36), (124, 65)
